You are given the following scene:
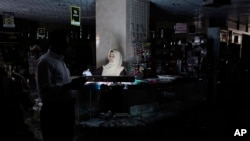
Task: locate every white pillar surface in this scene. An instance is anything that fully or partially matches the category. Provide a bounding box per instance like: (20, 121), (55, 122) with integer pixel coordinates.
(95, 0), (129, 68)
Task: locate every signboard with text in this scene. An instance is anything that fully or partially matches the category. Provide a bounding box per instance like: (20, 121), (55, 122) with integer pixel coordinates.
(70, 6), (81, 26)
(3, 12), (15, 28)
(174, 23), (187, 33)
(37, 28), (46, 39)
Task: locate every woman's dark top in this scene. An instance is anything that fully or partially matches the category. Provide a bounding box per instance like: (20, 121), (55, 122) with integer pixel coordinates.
(92, 67), (126, 76)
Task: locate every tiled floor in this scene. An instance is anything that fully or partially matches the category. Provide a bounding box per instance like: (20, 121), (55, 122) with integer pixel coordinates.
(25, 100), (203, 141)
(75, 105), (215, 141)
(75, 89), (250, 141)
(22, 98), (250, 141)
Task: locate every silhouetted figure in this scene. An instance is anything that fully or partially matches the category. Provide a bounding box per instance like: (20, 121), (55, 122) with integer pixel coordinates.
(36, 29), (86, 141)
(0, 62), (37, 141)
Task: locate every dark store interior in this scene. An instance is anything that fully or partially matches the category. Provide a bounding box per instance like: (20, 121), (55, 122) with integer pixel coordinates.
(1, 0), (250, 141)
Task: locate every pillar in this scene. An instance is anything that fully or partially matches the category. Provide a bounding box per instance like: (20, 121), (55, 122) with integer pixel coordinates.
(95, 0), (149, 70)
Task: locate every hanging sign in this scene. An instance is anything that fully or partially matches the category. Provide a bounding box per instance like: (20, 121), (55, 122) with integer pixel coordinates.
(174, 23), (187, 33)
(37, 28), (46, 39)
(70, 6), (81, 26)
(3, 12), (15, 28)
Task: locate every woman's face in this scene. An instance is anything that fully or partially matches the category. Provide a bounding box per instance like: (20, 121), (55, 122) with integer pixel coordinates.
(108, 51), (115, 63)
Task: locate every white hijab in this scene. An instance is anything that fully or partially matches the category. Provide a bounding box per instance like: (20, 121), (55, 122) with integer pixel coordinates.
(102, 49), (124, 76)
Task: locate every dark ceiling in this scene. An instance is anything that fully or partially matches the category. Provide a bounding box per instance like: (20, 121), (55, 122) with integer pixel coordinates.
(0, 0), (250, 27)
(150, 0), (250, 27)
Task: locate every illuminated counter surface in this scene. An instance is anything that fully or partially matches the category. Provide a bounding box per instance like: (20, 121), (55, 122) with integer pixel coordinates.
(83, 75), (183, 90)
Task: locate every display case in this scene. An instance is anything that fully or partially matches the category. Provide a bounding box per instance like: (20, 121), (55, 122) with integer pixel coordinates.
(77, 75), (184, 120)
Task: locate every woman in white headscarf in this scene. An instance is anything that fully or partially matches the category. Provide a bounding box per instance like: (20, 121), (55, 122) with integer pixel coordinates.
(94, 49), (126, 76)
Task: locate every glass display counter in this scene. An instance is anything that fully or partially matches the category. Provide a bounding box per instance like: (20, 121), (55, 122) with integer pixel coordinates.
(77, 75), (186, 122)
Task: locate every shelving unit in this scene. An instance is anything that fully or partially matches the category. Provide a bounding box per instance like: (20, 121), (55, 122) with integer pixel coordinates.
(149, 26), (208, 79)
